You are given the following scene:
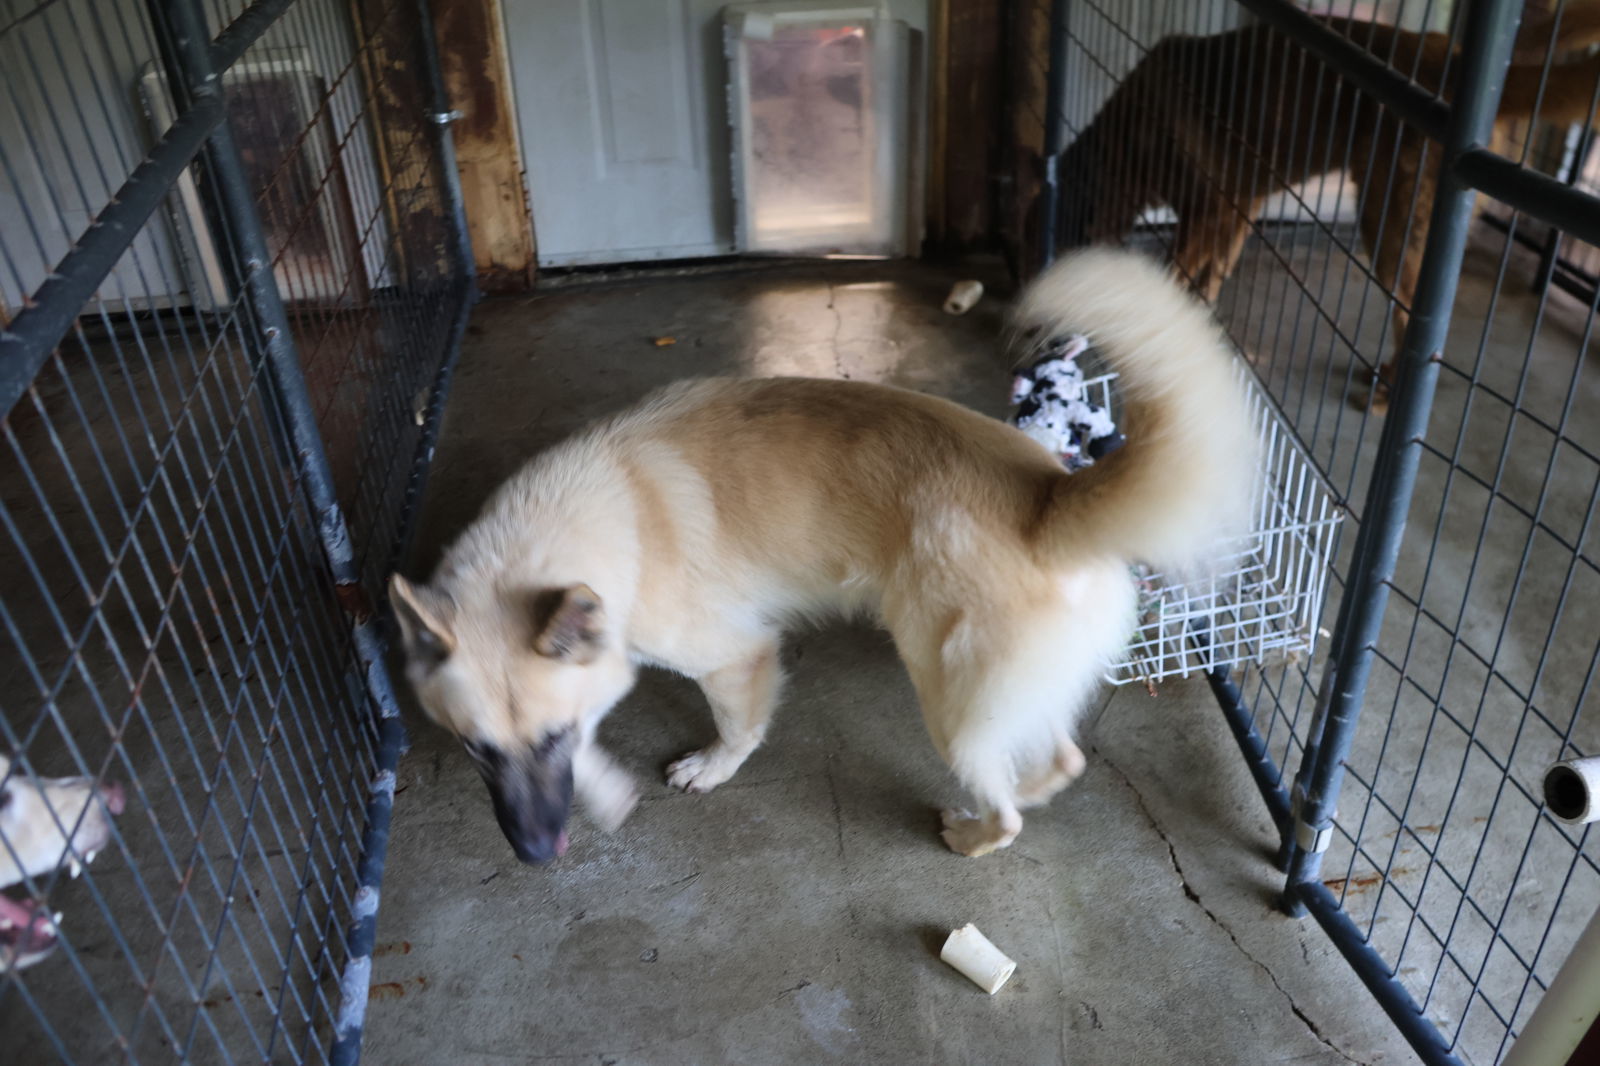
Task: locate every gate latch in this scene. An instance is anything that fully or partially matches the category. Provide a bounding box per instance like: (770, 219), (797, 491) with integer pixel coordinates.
(1290, 789), (1335, 854)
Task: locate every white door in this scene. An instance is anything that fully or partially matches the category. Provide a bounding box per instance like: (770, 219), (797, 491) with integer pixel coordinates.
(502, 0), (735, 267)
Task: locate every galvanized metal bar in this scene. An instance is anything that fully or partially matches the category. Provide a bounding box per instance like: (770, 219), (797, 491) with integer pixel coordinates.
(381, 0), (478, 569)
(1207, 666), (1295, 836)
(0, 94), (223, 417)
(331, 1), (478, 1060)
(144, 4), (419, 1062)
(2, 0), (462, 1051)
(149, 0), (390, 597)
(328, 721), (404, 1066)
(1291, 880), (1469, 1066)
(1455, 146), (1600, 250)
(413, 0), (476, 286)
(1037, 0), (1071, 274)
(1280, 0), (1523, 912)
(390, 279), (475, 570)
(210, 0), (298, 73)
(1531, 127), (1593, 294)
(1231, 0), (1453, 142)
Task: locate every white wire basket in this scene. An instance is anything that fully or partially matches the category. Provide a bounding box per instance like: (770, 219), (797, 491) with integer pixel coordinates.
(1073, 363), (1344, 686)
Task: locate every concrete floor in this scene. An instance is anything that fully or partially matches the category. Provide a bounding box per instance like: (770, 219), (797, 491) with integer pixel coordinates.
(364, 258), (1421, 1065)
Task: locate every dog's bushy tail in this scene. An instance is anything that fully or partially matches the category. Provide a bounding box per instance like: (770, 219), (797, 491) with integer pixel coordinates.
(1012, 248), (1257, 575)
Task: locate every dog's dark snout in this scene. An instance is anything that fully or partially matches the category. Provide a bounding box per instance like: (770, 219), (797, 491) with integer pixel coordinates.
(508, 826), (569, 865)
(497, 799), (570, 865)
(472, 737), (574, 865)
(496, 780), (571, 865)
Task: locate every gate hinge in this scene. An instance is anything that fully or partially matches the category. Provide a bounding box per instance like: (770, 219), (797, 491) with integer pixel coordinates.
(429, 109), (464, 125)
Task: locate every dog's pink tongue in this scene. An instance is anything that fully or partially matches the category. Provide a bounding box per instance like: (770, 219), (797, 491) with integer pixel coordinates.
(0, 894), (55, 954)
(554, 831), (569, 858)
(0, 893), (35, 930)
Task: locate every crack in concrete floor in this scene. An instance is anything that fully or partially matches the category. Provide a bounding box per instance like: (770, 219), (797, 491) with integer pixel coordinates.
(1097, 746), (1369, 1066)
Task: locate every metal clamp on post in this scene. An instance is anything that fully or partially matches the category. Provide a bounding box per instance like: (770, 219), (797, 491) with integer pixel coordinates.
(429, 109), (464, 124)
(1289, 789), (1333, 854)
(1294, 818), (1334, 855)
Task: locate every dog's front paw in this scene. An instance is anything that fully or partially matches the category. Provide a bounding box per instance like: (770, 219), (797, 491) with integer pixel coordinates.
(666, 747), (741, 793)
(588, 777), (639, 832)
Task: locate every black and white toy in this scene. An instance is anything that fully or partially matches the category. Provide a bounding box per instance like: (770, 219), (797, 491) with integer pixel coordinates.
(1009, 334), (1161, 640)
(1009, 333), (1126, 472)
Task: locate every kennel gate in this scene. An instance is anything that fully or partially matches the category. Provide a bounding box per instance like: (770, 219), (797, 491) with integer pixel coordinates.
(0, 0), (471, 1061)
(1044, 0), (1600, 1062)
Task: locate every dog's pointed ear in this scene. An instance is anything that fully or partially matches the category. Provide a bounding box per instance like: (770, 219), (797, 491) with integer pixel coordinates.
(532, 584), (604, 664)
(389, 574), (456, 665)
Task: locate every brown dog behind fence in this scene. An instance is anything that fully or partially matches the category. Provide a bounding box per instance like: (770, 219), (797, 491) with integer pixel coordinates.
(1057, 6), (1600, 409)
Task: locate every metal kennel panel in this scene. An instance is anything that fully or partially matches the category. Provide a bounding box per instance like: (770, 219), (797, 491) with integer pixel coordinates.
(1090, 367), (1344, 688)
(1050, 0), (1405, 831)
(1048, 0), (1600, 1062)
(0, 0), (471, 1061)
(1049, 0), (1446, 857)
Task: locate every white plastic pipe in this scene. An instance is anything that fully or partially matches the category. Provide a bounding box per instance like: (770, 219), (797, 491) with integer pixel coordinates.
(1544, 757), (1600, 825)
(940, 923), (1016, 994)
(1500, 902), (1600, 1066)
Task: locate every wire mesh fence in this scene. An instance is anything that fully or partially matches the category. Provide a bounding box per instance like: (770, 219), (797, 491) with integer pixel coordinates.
(1091, 367), (1344, 688)
(0, 0), (470, 1061)
(1051, 0), (1600, 1062)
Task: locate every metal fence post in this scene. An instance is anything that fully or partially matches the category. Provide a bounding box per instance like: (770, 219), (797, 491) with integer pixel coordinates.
(391, 0), (479, 570)
(142, 2), (412, 1060)
(1280, 0), (1523, 914)
(414, 0), (475, 289)
(1037, 0), (1071, 275)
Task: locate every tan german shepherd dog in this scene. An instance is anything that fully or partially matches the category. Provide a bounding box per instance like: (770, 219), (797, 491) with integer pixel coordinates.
(389, 250), (1255, 863)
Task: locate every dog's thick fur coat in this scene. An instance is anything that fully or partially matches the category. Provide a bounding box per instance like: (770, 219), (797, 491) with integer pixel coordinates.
(392, 249), (1256, 860)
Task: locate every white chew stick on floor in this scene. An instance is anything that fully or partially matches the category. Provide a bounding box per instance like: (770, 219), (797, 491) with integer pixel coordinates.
(940, 923), (1017, 994)
(943, 279), (984, 315)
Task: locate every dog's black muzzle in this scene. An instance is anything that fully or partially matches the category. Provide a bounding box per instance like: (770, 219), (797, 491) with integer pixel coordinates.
(466, 735), (574, 865)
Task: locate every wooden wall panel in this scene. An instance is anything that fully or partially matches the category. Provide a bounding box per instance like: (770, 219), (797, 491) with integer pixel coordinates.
(433, 0), (536, 292)
(1003, 0), (1050, 274)
(930, 0), (1007, 251)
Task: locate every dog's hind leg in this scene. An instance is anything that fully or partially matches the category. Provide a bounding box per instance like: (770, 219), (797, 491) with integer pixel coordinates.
(940, 722), (1084, 853)
(898, 621), (1038, 857)
(1171, 194), (1261, 305)
(1351, 129), (1430, 413)
(667, 638), (783, 793)
(1015, 727), (1087, 810)
(940, 800), (1023, 857)
(900, 568), (1132, 857)
(939, 721), (1029, 857)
